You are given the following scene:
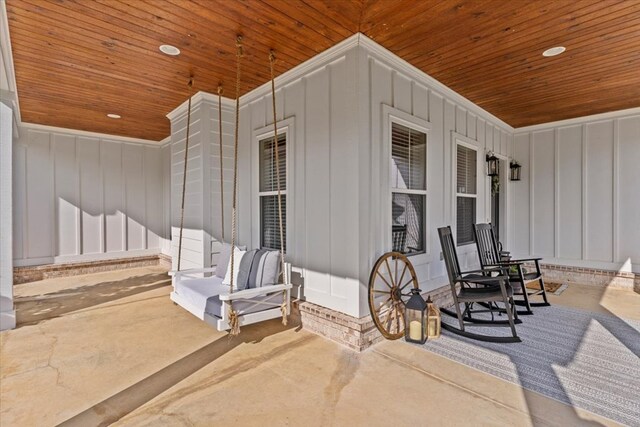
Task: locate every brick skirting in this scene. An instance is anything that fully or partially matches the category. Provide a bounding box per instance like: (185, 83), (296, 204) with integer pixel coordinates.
(13, 254), (169, 284)
(299, 285), (454, 352)
(524, 263), (639, 292)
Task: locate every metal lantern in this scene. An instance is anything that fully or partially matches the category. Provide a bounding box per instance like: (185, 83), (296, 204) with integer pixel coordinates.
(509, 161), (521, 181)
(425, 296), (441, 339)
(405, 288), (427, 344)
(486, 152), (499, 177)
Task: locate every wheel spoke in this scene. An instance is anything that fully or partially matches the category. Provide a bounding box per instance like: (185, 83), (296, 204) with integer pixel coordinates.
(384, 258), (395, 287)
(376, 271), (393, 289)
(399, 278), (414, 291)
(394, 258), (399, 288)
(397, 263), (408, 290)
(372, 289), (391, 294)
(375, 297), (392, 313)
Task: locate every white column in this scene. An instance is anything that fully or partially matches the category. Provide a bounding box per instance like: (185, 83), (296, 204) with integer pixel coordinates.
(167, 95), (216, 270)
(0, 101), (15, 330)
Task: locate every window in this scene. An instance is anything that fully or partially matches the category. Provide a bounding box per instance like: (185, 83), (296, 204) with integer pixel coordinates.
(456, 144), (477, 245)
(259, 133), (286, 252)
(391, 122), (426, 254)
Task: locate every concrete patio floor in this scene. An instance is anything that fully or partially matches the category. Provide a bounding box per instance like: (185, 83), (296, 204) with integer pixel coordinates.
(1, 266), (638, 426)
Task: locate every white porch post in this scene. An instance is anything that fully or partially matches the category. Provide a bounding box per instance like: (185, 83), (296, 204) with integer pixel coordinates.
(0, 101), (15, 330)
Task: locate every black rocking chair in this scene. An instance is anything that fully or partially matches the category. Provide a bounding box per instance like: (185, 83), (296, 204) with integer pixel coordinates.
(473, 223), (550, 315)
(438, 226), (521, 343)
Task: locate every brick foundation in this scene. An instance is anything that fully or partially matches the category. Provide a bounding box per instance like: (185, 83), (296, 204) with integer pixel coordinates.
(299, 286), (453, 352)
(13, 254), (168, 284)
(525, 263), (639, 292)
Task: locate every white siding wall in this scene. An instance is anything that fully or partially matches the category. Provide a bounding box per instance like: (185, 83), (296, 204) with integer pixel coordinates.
(13, 126), (168, 266)
(359, 40), (513, 314)
(167, 35), (515, 318)
(169, 102), (212, 270)
(239, 45), (361, 316)
(510, 111), (640, 273)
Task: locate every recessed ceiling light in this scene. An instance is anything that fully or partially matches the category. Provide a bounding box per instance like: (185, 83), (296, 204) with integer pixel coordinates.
(107, 113), (121, 119)
(159, 44), (180, 56)
(542, 46), (566, 57)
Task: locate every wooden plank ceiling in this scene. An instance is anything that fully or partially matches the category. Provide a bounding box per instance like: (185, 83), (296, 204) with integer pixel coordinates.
(7, 0), (640, 140)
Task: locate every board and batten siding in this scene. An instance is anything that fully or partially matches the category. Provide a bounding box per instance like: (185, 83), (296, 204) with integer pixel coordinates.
(358, 39), (513, 313)
(510, 110), (640, 273)
(13, 125), (169, 266)
(167, 34), (514, 318)
(238, 45), (362, 316)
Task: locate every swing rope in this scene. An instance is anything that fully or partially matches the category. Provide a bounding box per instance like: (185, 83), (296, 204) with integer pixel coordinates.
(269, 50), (289, 326)
(227, 36), (243, 336)
(177, 77), (194, 272)
(217, 84), (225, 242)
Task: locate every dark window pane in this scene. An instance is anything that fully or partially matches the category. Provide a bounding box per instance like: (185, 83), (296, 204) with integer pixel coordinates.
(391, 123), (426, 191)
(392, 193), (425, 254)
(261, 195), (286, 252)
(457, 196), (476, 245)
(259, 134), (286, 193)
(456, 145), (477, 195)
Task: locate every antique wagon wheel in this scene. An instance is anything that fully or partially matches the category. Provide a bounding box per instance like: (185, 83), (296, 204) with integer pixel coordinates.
(368, 252), (419, 340)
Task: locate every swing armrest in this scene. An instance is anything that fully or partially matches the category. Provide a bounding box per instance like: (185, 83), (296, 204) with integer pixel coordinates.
(219, 283), (292, 301)
(168, 268), (218, 277)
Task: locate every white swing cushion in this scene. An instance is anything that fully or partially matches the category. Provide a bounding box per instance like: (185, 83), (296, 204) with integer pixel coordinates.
(174, 276), (282, 319)
(214, 243), (247, 278)
(222, 247), (247, 290)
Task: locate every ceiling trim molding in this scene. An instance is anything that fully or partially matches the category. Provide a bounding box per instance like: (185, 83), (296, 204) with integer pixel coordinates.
(357, 33), (514, 133)
(158, 135), (171, 147)
(20, 122), (164, 146)
(239, 32), (360, 105)
(514, 107), (640, 133)
(166, 90), (236, 122)
(166, 33), (361, 122)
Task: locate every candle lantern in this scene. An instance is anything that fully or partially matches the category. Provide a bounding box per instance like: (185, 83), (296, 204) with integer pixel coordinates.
(486, 152), (499, 177)
(509, 160), (521, 181)
(425, 296), (441, 339)
(405, 288), (427, 344)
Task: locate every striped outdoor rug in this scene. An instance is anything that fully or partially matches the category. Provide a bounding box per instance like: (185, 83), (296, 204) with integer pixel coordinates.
(419, 305), (640, 426)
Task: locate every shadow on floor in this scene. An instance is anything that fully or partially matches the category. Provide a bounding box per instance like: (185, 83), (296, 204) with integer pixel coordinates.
(58, 319), (306, 427)
(15, 273), (171, 327)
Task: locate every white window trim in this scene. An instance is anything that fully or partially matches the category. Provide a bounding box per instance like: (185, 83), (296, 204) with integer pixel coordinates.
(382, 104), (432, 263)
(252, 117), (295, 256)
(454, 136), (479, 247)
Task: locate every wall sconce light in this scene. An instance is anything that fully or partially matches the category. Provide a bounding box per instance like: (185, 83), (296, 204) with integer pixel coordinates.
(486, 152), (499, 177)
(510, 160), (522, 181)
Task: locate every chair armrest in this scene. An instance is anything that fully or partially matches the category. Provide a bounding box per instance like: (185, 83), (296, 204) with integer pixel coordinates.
(510, 257), (542, 263)
(487, 261), (525, 267)
(219, 283), (292, 301)
(456, 275), (508, 285)
(459, 266), (505, 275)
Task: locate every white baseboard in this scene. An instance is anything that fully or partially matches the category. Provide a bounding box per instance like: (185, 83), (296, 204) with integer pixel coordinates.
(0, 310), (16, 331)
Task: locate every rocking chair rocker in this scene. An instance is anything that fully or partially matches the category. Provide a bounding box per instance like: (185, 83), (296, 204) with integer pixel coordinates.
(473, 223), (550, 315)
(438, 226), (521, 343)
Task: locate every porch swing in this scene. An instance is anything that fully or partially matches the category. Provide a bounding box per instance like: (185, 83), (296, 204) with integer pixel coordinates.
(169, 37), (292, 336)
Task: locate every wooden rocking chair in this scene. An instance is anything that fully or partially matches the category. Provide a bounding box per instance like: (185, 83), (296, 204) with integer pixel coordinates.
(438, 226), (521, 343)
(473, 223), (550, 315)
